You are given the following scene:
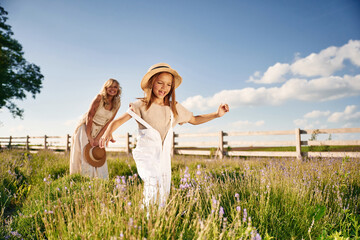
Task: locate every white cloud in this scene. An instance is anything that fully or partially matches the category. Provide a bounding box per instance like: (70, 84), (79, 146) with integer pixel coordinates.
(64, 115), (83, 127)
(293, 119), (314, 129)
(183, 40), (360, 111)
(232, 120), (265, 129)
(293, 119), (327, 130)
(304, 110), (331, 118)
(343, 123), (353, 128)
(328, 105), (360, 123)
(248, 63), (290, 84)
(291, 46), (343, 77)
(182, 74), (360, 110)
(294, 118), (308, 126)
(248, 40), (360, 83)
(10, 125), (27, 133)
(294, 105), (360, 130)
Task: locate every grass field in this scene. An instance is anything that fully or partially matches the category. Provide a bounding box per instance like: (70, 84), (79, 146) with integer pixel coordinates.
(1, 149), (359, 239)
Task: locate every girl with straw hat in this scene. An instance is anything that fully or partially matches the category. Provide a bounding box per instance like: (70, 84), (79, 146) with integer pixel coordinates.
(70, 78), (121, 179)
(99, 63), (229, 205)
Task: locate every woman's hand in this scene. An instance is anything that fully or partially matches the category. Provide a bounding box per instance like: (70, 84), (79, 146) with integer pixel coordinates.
(93, 139), (99, 147)
(99, 132), (116, 148)
(216, 103), (229, 117)
(89, 138), (95, 147)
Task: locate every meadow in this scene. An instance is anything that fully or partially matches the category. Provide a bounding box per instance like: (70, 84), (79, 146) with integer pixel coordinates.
(0, 150), (359, 239)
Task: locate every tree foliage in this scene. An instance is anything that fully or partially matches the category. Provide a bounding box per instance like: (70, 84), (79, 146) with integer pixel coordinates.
(0, 6), (43, 118)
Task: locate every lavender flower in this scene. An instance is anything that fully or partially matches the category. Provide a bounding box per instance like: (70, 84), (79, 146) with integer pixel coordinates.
(212, 196), (217, 205)
(243, 208), (247, 222)
(121, 176), (126, 184)
(44, 209), (54, 214)
(10, 231), (22, 237)
(128, 217), (134, 227)
(219, 206), (224, 217)
(255, 233), (262, 240)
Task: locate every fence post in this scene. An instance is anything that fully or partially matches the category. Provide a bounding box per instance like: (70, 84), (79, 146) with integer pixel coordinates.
(66, 134), (71, 154)
(125, 133), (130, 155)
(44, 135), (48, 150)
(295, 128), (302, 160)
(218, 131), (224, 159)
(9, 136), (12, 149)
(26, 135), (30, 150)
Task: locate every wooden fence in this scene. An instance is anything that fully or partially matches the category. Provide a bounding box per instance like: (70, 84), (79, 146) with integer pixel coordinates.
(1, 127), (359, 159)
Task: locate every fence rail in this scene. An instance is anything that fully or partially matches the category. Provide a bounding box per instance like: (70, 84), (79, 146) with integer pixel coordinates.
(1, 127), (359, 159)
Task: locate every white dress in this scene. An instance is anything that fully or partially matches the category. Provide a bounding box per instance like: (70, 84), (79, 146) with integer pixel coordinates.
(69, 102), (116, 179)
(127, 109), (174, 206)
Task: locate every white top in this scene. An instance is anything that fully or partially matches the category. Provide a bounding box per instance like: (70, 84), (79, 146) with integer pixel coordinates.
(93, 106), (113, 125)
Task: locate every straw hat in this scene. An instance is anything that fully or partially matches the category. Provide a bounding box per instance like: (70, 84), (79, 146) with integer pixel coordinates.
(83, 143), (106, 167)
(141, 63), (182, 90)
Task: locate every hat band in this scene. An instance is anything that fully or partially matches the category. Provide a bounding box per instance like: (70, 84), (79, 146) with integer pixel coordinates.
(151, 66), (170, 71)
(89, 148), (100, 162)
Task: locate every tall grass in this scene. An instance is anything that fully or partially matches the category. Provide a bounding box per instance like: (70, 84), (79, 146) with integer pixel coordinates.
(1, 149), (359, 239)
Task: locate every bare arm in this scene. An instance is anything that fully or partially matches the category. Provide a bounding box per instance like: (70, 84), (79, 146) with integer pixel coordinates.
(189, 103), (229, 125)
(99, 112), (132, 148)
(85, 95), (101, 146)
(93, 108), (119, 145)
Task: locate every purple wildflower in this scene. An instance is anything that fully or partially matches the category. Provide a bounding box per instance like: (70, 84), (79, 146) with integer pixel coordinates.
(121, 176), (126, 184)
(219, 206), (224, 217)
(128, 217), (134, 227)
(116, 176), (121, 184)
(10, 231), (22, 237)
(243, 208), (247, 222)
(255, 233), (262, 240)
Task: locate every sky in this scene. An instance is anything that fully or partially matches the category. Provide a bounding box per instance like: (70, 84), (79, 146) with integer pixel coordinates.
(1, 0), (360, 142)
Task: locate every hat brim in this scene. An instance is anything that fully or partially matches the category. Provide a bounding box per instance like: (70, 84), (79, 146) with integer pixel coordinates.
(141, 68), (182, 91)
(83, 143), (106, 168)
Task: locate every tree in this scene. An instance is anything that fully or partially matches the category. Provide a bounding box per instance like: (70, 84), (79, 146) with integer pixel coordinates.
(0, 6), (43, 118)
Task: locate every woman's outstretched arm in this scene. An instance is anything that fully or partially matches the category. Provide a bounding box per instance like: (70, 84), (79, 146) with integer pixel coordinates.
(189, 103), (229, 125)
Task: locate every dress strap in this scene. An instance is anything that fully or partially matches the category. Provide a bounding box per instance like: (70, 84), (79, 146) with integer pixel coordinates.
(126, 109), (153, 130)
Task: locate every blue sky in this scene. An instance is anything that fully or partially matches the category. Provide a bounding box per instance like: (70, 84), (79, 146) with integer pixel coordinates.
(1, 0), (360, 141)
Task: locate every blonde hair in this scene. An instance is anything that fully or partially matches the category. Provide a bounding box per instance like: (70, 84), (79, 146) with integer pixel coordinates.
(141, 72), (178, 118)
(100, 78), (121, 110)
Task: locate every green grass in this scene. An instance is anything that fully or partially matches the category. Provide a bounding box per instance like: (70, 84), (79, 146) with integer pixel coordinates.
(1, 149), (360, 239)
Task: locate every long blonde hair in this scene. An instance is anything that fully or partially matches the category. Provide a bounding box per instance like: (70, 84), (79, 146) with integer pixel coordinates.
(141, 72), (178, 118)
(100, 78), (121, 111)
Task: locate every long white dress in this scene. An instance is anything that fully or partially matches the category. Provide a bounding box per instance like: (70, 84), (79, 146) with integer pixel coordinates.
(69, 101), (116, 179)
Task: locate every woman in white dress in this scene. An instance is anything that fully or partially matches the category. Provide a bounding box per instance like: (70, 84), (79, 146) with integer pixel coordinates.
(69, 78), (121, 179)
